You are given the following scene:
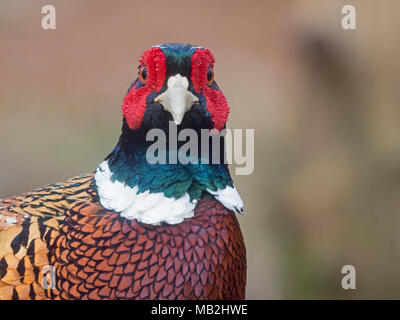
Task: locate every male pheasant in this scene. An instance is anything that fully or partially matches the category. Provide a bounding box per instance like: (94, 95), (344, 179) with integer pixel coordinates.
(0, 43), (246, 300)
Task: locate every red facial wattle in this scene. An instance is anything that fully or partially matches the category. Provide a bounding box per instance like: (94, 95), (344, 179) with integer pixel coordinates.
(122, 47), (166, 130)
(191, 49), (230, 131)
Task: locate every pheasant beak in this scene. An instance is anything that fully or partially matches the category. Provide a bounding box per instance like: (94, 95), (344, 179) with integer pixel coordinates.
(154, 74), (199, 125)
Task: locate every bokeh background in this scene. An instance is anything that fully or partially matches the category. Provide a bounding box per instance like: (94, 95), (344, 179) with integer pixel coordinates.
(1, 0), (399, 299)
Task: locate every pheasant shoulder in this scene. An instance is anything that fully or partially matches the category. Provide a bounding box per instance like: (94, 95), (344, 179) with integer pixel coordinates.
(0, 173), (94, 299)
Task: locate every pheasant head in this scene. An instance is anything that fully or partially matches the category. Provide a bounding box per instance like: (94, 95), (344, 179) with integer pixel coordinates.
(122, 43), (230, 133)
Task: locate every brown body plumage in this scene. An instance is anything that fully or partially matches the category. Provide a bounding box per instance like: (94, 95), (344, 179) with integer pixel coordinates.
(0, 174), (246, 299)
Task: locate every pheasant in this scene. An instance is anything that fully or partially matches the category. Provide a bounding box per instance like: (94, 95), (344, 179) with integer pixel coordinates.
(0, 43), (246, 300)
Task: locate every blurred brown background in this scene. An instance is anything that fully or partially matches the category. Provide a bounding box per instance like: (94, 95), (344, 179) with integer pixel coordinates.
(1, 0), (399, 299)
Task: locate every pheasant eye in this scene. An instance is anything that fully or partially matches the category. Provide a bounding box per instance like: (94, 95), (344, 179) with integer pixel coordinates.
(207, 68), (214, 85)
(138, 65), (147, 83)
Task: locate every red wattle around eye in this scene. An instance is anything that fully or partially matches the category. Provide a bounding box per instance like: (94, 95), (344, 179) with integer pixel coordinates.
(191, 49), (230, 131)
(122, 47), (166, 130)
